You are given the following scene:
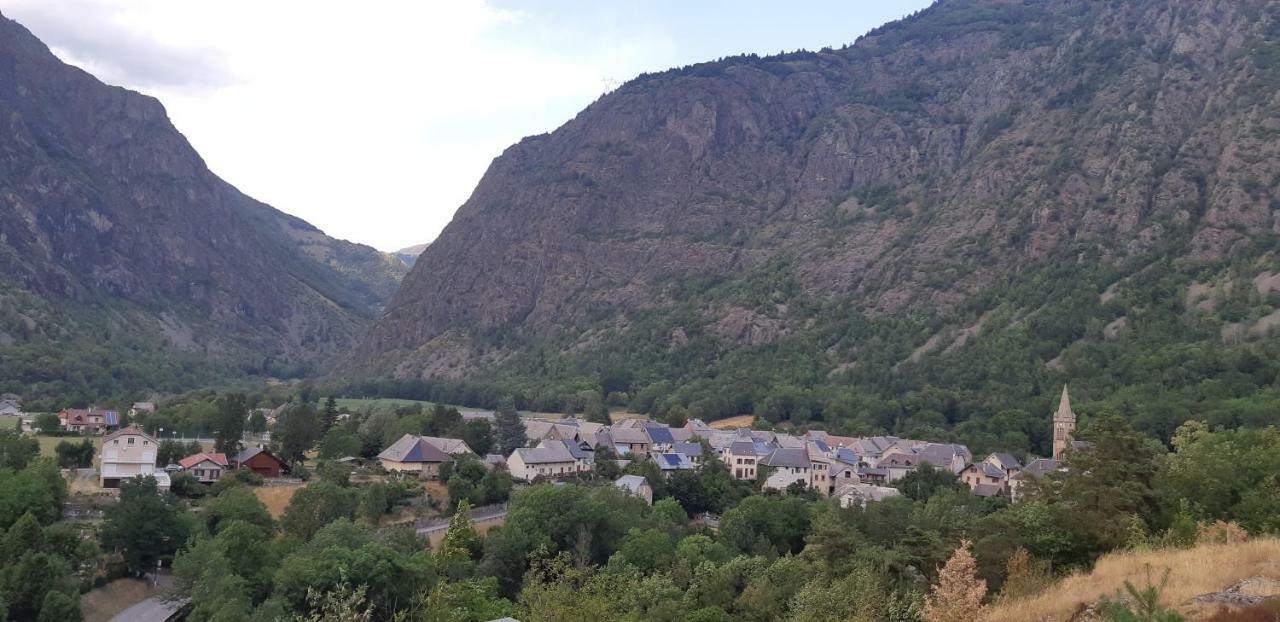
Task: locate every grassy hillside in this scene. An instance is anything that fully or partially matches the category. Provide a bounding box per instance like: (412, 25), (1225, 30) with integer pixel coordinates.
(986, 538), (1280, 621)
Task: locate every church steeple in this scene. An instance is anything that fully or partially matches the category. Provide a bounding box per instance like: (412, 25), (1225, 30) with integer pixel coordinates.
(1052, 385), (1076, 460)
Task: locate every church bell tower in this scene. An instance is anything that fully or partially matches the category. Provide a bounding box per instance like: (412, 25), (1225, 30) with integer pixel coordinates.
(1052, 385), (1076, 461)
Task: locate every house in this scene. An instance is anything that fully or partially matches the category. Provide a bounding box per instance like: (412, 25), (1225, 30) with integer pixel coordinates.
(876, 449), (920, 482)
(129, 402), (156, 417)
(611, 426), (651, 457)
(235, 447), (288, 478)
(614, 474), (653, 505)
(60, 408), (119, 434)
(984, 452), (1023, 478)
(761, 447), (812, 492)
(724, 440), (759, 480)
(179, 452), (229, 483)
(836, 483), (901, 508)
(971, 483), (1008, 498)
(0, 402), (22, 417)
(915, 443), (973, 474)
(507, 441), (579, 482)
(644, 424), (676, 452)
(59, 409), (92, 433)
(651, 452), (696, 475)
(960, 461), (1008, 492)
(378, 434), (453, 479)
(419, 436), (476, 456)
(101, 427), (168, 490)
(671, 441), (704, 465)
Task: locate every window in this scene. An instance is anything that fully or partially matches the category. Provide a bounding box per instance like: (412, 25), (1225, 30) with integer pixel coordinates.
(113, 440), (119, 445)
(127, 438), (134, 445)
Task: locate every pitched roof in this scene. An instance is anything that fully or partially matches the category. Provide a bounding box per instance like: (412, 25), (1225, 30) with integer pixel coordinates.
(1054, 385), (1075, 422)
(1021, 458), (1061, 477)
(235, 446), (285, 465)
(379, 434), (452, 463)
(672, 441), (703, 457)
(652, 452), (696, 471)
(611, 426), (651, 444)
(728, 440), (758, 456)
(761, 448), (810, 469)
(972, 483), (1007, 497)
(877, 450), (918, 468)
(836, 483), (901, 502)
(967, 461), (1006, 479)
(419, 436), (475, 455)
(615, 474), (649, 494)
(774, 434), (806, 449)
(643, 425), (675, 445)
(988, 452), (1022, 470)
(833, 447), (860, 465)
(915, 443), (971, 469)
(179, 452), (229, 469)
(513, 441), (576, 465)
(104, 426), (155, 443)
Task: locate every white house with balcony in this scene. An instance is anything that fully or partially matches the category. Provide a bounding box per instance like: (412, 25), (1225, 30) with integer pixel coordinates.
(100, 427), (169, 490)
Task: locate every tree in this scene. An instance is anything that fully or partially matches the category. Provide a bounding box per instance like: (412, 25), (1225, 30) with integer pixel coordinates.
(0, 429), (38, 469)
(460, 419), (494, 456)
(54, 438), (94, 469)
(1055, 416), (1162, 557)
(428, 403), (463, 436)
(922, 540), (986, 622)
(896, 462), (966, 501)
(317, 427), (362, 460)
(34, 413), (60, 434)
(442, 500), (483, 560)
(215, 393), (247, 456)
(278, 405), (322, 464)
(0, 460), (67, 528)
(101, 476), (190, 575)
(204, 486), (274, 535)
(4, 552), (73, 621)
(493, 397), (526, 456)
(281, 482), (356, 541)
(36, 590), (82, 622)
(322, 397), (339, 432)
(664, 405), (690, 429)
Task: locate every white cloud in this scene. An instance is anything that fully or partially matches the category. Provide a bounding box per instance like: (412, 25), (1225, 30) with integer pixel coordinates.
(1, 0), (651, 250)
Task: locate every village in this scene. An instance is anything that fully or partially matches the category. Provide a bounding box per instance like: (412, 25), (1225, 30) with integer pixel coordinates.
(0, 386), (1085, 509)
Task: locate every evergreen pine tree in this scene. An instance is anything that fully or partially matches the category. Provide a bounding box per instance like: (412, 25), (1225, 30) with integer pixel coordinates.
(493, 397), (526, 456)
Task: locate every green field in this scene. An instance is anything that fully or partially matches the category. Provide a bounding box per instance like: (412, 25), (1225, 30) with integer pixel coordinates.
(335, 397), (563, 419)
(0, 415), (20, 431)
(37, 435), (101, 458)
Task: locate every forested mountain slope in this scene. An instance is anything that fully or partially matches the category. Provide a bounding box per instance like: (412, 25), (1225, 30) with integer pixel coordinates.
(354, 0), (1280, 450)
(0, 14), (407, 403)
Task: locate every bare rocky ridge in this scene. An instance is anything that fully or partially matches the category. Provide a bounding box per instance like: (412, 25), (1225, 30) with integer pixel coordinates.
(0, 14), (407, 373)
(357, 0), (1280, 380)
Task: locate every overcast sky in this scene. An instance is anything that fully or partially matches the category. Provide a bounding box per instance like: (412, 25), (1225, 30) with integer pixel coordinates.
(1, 1), (931, 252)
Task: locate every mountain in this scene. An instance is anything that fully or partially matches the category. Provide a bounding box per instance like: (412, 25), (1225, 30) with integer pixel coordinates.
(352, 0), (1280, 445)
(0, 14), (407, 402)
(394, 243), (430, 268)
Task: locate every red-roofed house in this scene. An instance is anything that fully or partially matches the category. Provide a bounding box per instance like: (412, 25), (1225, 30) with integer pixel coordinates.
(59, 408), (120, 434)
(179, 452), (230, 483)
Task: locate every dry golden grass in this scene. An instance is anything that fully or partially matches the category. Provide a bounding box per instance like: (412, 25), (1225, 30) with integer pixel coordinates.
(252, 483), (306, 519)
(81, 578), (157, 622)
(984, 538), (1280, 622)
(609, 411), (649, 422)
(709, 415), (755, 430)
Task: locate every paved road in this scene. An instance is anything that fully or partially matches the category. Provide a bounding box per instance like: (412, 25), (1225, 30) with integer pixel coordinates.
(416, 506), (508, 536)
(107, 574), (183, 622)
(108, 596), (187, 622)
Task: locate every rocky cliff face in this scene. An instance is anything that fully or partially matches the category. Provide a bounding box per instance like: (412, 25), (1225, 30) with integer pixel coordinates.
(360, 0), (1280, 383)
(0, 14), (406, 384)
